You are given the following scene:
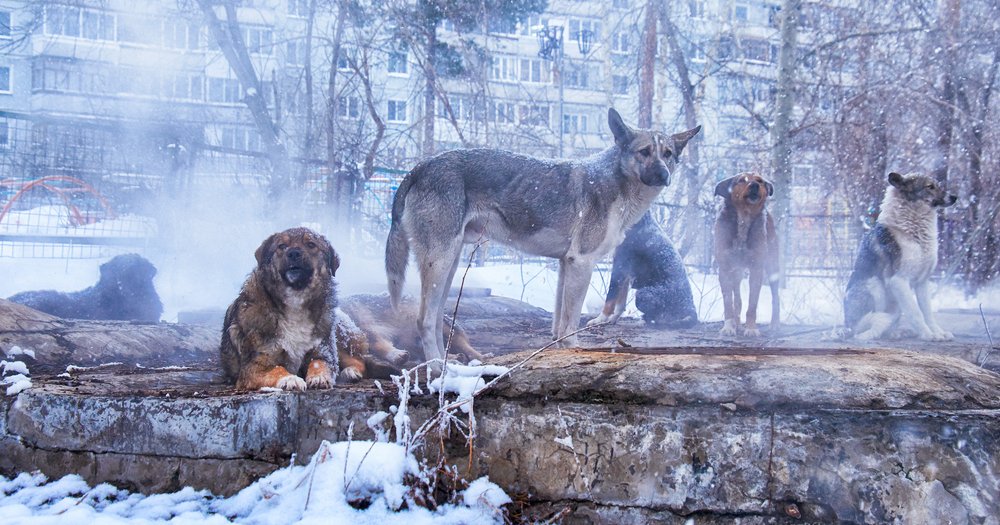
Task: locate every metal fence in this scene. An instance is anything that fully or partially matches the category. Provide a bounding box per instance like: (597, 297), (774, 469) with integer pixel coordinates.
(0, 110), (866, 278)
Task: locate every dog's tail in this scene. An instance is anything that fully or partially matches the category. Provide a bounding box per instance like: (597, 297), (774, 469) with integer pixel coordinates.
(386, 171), (417, 309)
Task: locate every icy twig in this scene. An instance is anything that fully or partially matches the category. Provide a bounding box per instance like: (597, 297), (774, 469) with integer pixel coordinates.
(978, 304), (996, 367)
(407, 321), (607, 449)
(441, 240), (487, 414)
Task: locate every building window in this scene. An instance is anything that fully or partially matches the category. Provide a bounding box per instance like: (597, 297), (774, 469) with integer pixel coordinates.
(207, 77), (241, 103)
(688, 1), (706, 18)
(82, 10), (114, 41)
(45, 5), (81, 37)
(519, 58), (550, 83)
(244, 26), (273, 54)
(518, 104), (549, 126)
(490, 56), (518, 82)
(337, 48), (354, 71)
(338, 95), (360, 119)
(219, 126), (262, 152)
(287, 40), (309, 66)
(562, 113), (588, 134)
(387, 50), (408, 75)
(0, 66), (10, 93)
(288, 0), (310, 17)
(744, 39), (771, 63)
(733, 3), (749, 22)
(610, 32), (630, 54)
(564, 62), (597, 89)
(0, 120), (8, 147)
(568, 19), (601, 42)
(164, 20), (199, 49)
(489, 101), (515, 123)
(612, 0), (629, 9)
(387, 99), (407, 123)
(0, 12), (11, 39)
(612, 75), (629, 95)
(488, 18), (518, 36)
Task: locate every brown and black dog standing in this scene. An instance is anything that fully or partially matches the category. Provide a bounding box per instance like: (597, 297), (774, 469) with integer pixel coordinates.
(221, 227), (340, 391)
(714, 173), (780, 337)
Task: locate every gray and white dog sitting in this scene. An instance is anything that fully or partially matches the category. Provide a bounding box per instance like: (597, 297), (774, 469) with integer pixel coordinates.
(843, 172), (957, 341)
(386, 108), (700, 362)
(8, 253), (163, 322)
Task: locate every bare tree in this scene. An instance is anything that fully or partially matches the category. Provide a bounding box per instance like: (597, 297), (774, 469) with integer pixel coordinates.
(196, 0), (292, 201)
(769, 0), (801, 275)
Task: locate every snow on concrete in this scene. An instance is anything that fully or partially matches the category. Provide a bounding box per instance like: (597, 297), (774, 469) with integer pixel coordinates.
(0, 441), (511, 524)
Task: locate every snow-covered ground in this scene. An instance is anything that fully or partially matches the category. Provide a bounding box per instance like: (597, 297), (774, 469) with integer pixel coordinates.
(0, 440), (510, 525)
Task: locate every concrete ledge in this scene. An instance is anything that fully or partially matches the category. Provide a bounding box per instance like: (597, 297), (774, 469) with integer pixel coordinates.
(2, 348), (999, 523)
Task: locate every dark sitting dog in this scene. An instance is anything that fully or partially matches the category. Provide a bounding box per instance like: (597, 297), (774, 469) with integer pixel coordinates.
(587, 212), (697, 328)
(7, 253), (162, 322)
(220, 227), (340, 391)
(714, 173), (780, 337)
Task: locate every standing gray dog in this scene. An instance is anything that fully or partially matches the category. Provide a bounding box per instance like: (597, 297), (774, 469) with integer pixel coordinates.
(386, 108), (700, 362)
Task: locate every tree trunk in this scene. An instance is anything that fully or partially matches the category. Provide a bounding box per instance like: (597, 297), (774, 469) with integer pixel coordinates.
(659, 3), (702, 259)
(326, 0), (348, 225)
(769, 0), (801, 281)
(934, 0), (960, 266)
(198, 0), (292, 202)
(637, 0), (658, 128)
(422, 22), (438, 157)
(302, 0), (317, 162)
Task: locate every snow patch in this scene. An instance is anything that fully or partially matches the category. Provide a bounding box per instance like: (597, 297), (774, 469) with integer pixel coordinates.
(5, 346), (36, 359)
(0, 441), (511, 524)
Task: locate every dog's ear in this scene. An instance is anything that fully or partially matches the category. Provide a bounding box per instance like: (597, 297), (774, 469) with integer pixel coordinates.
(763, 178), (774, 197)
(670, 125), (701, 156)
(327, 246), (341, 277)
(714, 176), (736, 198)
(887, 172), (905, 188)
(254, 234), (277, 267)
(608, 108), (634, 147)
(99, 259), (113, 282)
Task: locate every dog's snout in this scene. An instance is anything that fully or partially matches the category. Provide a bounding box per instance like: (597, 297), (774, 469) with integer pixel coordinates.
(948, 194), (958, 205)
(287, 248), (303, 262)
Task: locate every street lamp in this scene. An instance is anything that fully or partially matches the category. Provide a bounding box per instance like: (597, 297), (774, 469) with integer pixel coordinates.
(537, 25), (595, 157)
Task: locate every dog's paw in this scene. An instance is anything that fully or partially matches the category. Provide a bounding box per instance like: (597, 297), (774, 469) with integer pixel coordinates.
(586, 313), (610, 327)
(306, 373), (333, 389)
(719, 319), (739, 336)
(385, 346), (409, 364)
(338, 367), (363, 383)
(275, 374), (307, 392)
(855, 329), (878, 341)
(920, 330), (953, 342)
(743, 326), (762, 338)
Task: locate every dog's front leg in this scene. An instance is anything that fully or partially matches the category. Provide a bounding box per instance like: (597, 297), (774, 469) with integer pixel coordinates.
(555, 258), (593, 347)
(553, 261), (567, 339)
(718, 269), (740, 336)
(744, 266), (764, 337)
(886, 275), (936, 340)
(588, 276), (631, 326)
(914, 281), (953, 341)
(238, 354), (307, 392)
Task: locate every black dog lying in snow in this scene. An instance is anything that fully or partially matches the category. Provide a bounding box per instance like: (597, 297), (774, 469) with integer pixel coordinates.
(588, 212), (698, 328)
(8, 253), (163, 322)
